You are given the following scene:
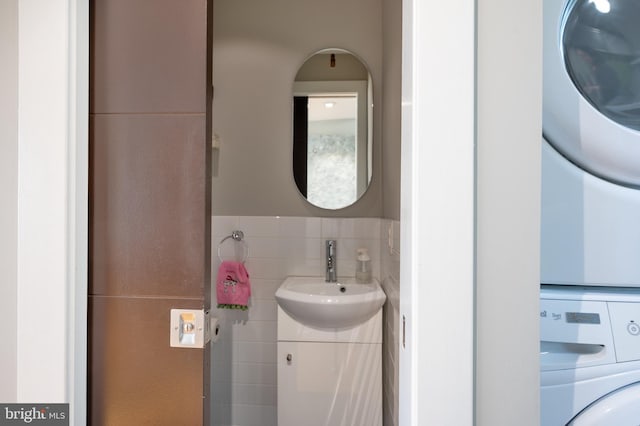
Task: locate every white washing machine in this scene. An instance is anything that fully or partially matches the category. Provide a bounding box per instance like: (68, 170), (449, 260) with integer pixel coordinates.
(542, 0), (640, 287)
(541, 285), (640, 425)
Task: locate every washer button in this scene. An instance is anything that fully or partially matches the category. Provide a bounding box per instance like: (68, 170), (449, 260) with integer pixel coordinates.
(627, 322), (640, 336)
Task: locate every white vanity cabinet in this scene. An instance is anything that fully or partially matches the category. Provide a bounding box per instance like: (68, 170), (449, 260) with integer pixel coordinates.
(276, 306), (383, 426)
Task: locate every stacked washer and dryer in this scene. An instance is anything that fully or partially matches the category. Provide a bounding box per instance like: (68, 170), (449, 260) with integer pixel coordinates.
(542, 0), (640, 424)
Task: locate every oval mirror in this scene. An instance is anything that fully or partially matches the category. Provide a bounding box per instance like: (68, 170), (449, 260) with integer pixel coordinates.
(292, 49), (373, 210)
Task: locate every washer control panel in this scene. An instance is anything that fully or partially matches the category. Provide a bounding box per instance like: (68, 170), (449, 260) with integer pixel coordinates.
(541, 286), (640, 369)
(608, 302), (640, 362)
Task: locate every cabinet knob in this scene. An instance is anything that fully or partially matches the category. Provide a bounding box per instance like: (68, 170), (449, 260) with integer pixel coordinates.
(286, 354), (292, 362)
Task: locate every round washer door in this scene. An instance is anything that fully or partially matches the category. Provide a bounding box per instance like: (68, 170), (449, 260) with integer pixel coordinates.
(544, 0), (640, 186)
(569, 382), (640, 425)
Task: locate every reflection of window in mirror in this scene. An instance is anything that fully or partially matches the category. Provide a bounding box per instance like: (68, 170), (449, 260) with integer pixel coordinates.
(307, 95), (358, 208)
(292, 51), (372, 210)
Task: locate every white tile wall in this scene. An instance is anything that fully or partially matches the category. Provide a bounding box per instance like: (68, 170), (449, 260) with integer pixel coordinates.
(380, 219), (400, 426)
(210, 216), (398, 426)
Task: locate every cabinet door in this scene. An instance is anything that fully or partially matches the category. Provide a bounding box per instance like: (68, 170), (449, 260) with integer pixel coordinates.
(277, 341), (382, 426)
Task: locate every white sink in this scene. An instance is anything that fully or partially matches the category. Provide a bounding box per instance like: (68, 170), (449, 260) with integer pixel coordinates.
(275, 276), (386, 329)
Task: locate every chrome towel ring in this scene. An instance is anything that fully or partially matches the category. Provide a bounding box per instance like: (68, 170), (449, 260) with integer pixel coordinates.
(217, 230), (248, 263)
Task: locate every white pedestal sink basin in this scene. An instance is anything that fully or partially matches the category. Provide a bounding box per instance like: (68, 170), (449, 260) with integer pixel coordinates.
(275, 276), (386, 329)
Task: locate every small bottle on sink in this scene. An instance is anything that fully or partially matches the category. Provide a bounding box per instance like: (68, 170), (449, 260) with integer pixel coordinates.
(355, 248), (372, 284)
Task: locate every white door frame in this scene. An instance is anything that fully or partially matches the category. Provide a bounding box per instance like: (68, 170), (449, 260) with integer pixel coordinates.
(16, 1), (88, 424)
(399, 1), (541, 425)
(399, 0), (476, 424)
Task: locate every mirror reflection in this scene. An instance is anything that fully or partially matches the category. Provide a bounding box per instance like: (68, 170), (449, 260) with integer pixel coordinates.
(292, 49), (373, 210)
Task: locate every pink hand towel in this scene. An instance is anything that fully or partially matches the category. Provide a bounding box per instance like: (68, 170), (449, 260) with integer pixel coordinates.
(216, 261), (251, 310)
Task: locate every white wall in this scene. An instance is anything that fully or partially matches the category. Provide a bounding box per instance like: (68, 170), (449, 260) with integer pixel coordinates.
(17, 0), (70, 401)
(400, 0), (476, 424)
(212, 0), (383, 217)
(15, 3), (88, 425)
(475, 1), (541, 424)
(400, 0), (541, 425)
(0, 0), (19, 403)
(380, 219), (400, 426)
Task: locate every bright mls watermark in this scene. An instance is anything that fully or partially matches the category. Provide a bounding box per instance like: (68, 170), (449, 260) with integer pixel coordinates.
(0, 404), (68, 425)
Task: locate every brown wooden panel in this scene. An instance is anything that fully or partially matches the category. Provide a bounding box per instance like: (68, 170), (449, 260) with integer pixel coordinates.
(89, 296), (205, 426)
(90, 0), (212, 423)
(90, 114), (207, 297)
(90, 0), (207, 114)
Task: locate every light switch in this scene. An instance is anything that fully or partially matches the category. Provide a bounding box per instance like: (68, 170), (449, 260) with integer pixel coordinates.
(170, 309), (211, 348)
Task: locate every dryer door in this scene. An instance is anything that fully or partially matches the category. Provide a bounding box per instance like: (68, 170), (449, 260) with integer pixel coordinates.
(544, 0), (640, 186)
(569, 382), (640, 425)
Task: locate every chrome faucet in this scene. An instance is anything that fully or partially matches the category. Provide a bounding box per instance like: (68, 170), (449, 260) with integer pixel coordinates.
(326, 240), (337, 282)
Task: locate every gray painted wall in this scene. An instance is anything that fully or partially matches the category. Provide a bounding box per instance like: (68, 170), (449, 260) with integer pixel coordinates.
(0, 0), (18, 402)
(296, 53), (368, 81)
(382, 0), (402, 221)
(212, 0), (384, 217)
(475, 1), (541, 424)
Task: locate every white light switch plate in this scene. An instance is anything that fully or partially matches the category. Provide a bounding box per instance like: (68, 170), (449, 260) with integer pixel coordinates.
(170, 309), (210, 348)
